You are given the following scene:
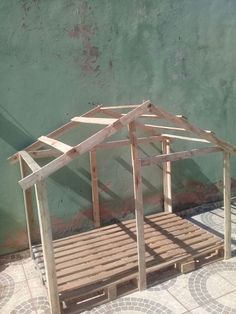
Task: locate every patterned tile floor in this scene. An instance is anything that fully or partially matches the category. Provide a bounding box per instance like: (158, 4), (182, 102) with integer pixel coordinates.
(0, 206), (236, 314)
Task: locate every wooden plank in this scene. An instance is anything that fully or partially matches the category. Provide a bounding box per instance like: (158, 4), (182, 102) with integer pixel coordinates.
(8, 105), (102, 164)
(162, 140), (172, 213)
(89, 149), (100, 228)
(107, 285), (117, 301)
(96, 135), (166, 150)
(19, 101), (151, 190)
(35, 214), (181, 256)
(19, 151), (41, 172)
(55, 229), (205, 278)
(53, 225), (200, 272)
(141, 147), (222, 166)
(223, 151), (231, 259)
(57, 235), (221, 292)
(72, 117), (117, 125)
(101, 105), (139, 109)
(34, 212), (177, 250)
(149, 104), (236, 154)
(34, 217), (190, 262)
(144, 124), (187, 131)
(128, 122), (146, 291)
(39, 136), (73, 153)
(34, 181), (61, 314)
(19, 156), (34, 257)
(29, 149), (61, 159)
(161, 134), (210, 143)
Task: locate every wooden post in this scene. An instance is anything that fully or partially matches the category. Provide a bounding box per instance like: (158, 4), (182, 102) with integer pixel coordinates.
(223, 151), (231, 260)
(89, 149), (100, 228)
(19, 156), (34, 258)
(128, 122), (146, 291)
(34, 181), (61, 314)
(162, 140), (172, 213)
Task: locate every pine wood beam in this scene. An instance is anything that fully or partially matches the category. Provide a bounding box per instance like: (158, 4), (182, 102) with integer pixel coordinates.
(128, 122), (146, 291)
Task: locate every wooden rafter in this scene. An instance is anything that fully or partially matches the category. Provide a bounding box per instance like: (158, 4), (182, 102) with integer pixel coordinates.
(19, 101), (151, 190)
(149, 104), (236, 154)
(8, 105), (103, 164)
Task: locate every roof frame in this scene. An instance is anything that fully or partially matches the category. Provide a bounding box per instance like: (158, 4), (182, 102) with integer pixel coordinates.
(8, 101), (236, 190)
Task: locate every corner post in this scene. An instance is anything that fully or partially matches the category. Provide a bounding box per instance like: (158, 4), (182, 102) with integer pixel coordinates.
(128, 122), (146, 290)
(89, 149), (100, 228)
(19, 156), (34, 258)
(223, 151), (231, 260)
(162, 139), (172, 212)
(34, 180), (61, 314)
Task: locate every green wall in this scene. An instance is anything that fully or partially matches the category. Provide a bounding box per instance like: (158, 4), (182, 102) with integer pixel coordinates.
(1, 0), (236, 254)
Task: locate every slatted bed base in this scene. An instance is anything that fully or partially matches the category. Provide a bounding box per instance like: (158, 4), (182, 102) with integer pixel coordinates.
(32, 212), (224, 313)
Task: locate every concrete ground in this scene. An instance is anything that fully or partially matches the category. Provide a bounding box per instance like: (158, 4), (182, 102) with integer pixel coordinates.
(0, 205), (236, 314)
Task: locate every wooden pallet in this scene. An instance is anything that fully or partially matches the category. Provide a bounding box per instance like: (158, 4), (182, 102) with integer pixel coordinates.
(32, 212), (224, 313)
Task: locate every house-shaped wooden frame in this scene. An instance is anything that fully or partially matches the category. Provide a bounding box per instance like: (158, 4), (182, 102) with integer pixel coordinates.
(8, 101), (235, 313)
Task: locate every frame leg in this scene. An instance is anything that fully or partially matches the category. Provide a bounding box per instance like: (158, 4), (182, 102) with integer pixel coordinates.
(34, 181), (61, 314)
(19, 156), (34, 258)
(223, 151), (231, 260)
(129, 122), (146, 290)
(89, 149), (100, 228)
(162, 140), (172, 212)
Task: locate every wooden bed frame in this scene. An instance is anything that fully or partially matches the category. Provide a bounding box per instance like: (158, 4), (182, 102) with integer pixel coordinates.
(8, 101), (235, 313)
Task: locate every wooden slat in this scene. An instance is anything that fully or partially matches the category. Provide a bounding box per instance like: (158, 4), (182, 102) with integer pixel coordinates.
(141, 147), (222, 166)
(223, 151), (231, 259)
(8, 105), (102, 164)
(57, 236), (221, 293)
(29, 149), (61, 159)
(34, 217), (187, 263)
(32, 212), (223, 298)
(19, 151), (41, 172)
(149, 104), (236, 154)
(89, 149), (100, 228)
(55, 228), (205, 278)
(56, 230), (211, 286)
(162, 140), (172, 213)
(96, 135), (166, 150)
(52, 224), (200, 271)
(101, 105), (139, 109)
(161, 134), (210, 143)
(35, 213), (180, 254)
(72, 117), (117, 125)
(19, 101), (151, 190)
(33, 212), (176, 250)
(37, 217), (190, 260)
(39, 136), (73, 153)
(128, 122), (146, 290)
(34, 181), (61, 314)
(144, 124), (187, 131)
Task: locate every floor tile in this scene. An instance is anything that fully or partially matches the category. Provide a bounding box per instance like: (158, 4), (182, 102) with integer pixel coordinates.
(133, 289), (188, 313)
(1, 281), (32, 314)
(0, 263), (26, 283)
(167, 273), (199, 311)
(217, 290), (236, 309)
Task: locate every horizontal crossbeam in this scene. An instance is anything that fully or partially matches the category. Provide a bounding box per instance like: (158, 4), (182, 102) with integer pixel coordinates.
(141, 147), (222, 166)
